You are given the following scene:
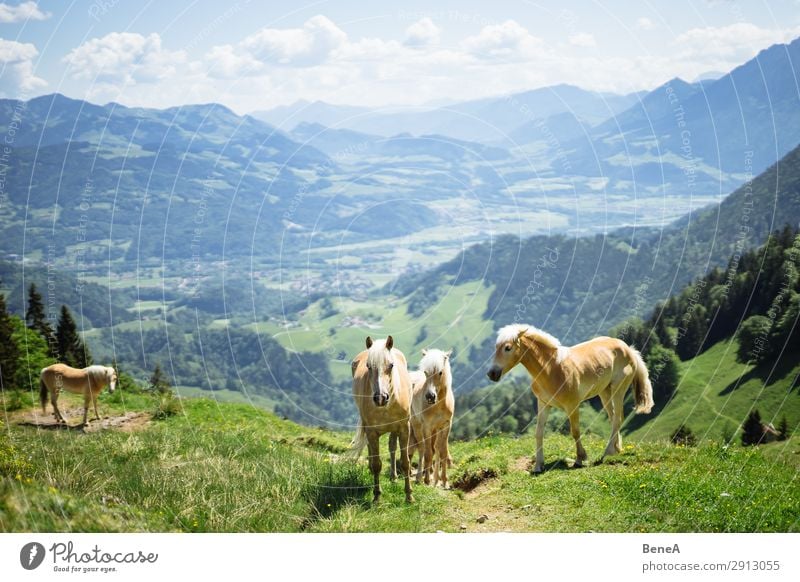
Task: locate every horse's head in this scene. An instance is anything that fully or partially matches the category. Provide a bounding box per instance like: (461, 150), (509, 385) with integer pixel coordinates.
(365, 335), (396, 407)
(487, 324), (528, 382)
(106, 367), (117, 393)
(420, 348), (452, 404)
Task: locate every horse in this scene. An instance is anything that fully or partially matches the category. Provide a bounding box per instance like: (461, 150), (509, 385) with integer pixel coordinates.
(40, 364), (117, 427)
(486, 324), (653, 473)
(350, 336), (414, 503)
(408, 349), (455, 488)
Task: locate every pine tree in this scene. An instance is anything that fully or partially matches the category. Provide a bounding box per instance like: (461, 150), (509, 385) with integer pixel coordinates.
(653, 313), (673, 349)
(676, 310), (706, 361)
(56, 305), (92, 368)
(671, 425), (696, 446)
(741, 410), (764, 446)
(25, 283), (55, 353)
(148, 362), (171, 394)
(776, 415), (790, 441)
(0, 293), (20, 389)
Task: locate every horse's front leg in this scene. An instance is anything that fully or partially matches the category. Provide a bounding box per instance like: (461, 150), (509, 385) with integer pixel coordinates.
(423, 427), (435, 485)
(366, 430), (382, 502)
(388, 432), (398, 481)
(533, 401), (550, 473)
(436, 425), (451, 489)
(82, 391), (91, 426)
(568, 408), (587, 468)
(92, 390), (101, 421)
(398, 421), (414, 503)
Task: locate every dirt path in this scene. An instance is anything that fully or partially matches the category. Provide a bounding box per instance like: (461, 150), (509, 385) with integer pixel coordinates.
(442, 455), (543, 532)
(13, 407), (151, 433)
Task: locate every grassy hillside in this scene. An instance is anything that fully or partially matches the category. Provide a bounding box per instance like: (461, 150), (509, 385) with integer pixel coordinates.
(628, 338), (800, 442)
(2, 393), (798, 532)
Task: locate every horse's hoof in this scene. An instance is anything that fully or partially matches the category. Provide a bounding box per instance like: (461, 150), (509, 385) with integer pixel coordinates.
(573, 461), (584, 469)
(405, 495), (414, 504)
(532, 466), (544, 475)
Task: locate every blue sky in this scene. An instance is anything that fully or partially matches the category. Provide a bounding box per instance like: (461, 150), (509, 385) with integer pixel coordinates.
(1, 0), (799, 113)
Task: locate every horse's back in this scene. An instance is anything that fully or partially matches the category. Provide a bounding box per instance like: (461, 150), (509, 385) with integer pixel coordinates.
(41, 363), (92, 393)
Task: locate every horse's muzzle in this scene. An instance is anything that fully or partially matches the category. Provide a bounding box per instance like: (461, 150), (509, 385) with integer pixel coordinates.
(373, 392), (389, 407)
(486, 367), (502, 382)
(425, 393), (436, 404)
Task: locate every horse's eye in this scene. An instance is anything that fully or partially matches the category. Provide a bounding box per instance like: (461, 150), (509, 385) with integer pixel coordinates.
(387, 363), (394, 371)
(439, 371), (443, 377)
(366, 364), (371, 371)
(504, 345), (512, 352)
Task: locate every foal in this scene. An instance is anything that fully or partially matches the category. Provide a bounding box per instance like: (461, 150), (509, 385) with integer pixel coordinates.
(409, 349), (455, 488)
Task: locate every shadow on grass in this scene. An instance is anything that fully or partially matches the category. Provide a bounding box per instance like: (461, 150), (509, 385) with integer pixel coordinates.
(719, 350), (800, 396)
(300, 462), (371, 530)
(17, 420), (88, 432)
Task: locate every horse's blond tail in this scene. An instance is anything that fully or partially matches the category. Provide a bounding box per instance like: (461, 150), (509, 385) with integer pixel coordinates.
(39, 373), (48, 413)
(346, 422), (368, 459)
(630, 347), (654, 414)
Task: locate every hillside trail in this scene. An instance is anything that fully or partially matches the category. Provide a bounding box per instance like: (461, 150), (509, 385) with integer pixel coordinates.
(11, 406), (151, 433)
(437, 455), (546, 533)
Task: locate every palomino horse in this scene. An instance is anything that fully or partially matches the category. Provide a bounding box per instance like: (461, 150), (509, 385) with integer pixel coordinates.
(408, 349), (455, 488)
(350, 336), (414, 503)
(40, 364), (117, 427)
(487, 324), (653, 473)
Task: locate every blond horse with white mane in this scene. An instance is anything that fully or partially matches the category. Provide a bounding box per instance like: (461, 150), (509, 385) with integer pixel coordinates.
(350, 336), (414, 503)
(40, 363), (117, 427)
(408, 349), (455, 488)
(487, 324), (653, 473)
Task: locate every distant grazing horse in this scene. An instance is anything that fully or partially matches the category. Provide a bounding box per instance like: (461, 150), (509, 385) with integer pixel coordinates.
(408, 349), (455, 488)
(40, 364), (117, 427)
(487, 324), (653, 473)
(350, 336), (414, 503)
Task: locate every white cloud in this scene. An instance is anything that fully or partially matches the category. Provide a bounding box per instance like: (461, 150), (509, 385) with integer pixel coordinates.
(204, 44), (263, 79)
(240, 15), (346, 66)
(0, 1), (49, 23)
(636, 17), (655, 31)
(674, 23), (800, 60)
(568, 32), (596, 48)
(0, 38), (46, 96)
(404, 18), (440, 48)
(462, 20), (545, 60)
(63, 32), (186, 83)
(53, 15), (800, 112)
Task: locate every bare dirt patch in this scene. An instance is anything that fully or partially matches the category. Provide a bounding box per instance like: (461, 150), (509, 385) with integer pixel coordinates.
(14, 408), (151, 433)
(512, 456), (532, 472)
(452, 468), (497, 496)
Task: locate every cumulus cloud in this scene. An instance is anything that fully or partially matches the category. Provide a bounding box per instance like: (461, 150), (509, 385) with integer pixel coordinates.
(636, 17), (655, 31)
(63, 32), (186, 83)
(0, 38), (46, 96)
(0, 1), (49, 23)
(53, 14), (800, 112)
(674, 23), (800, 60)
(462, 20), (545, 60)
(240, 15), (346, 66)
(568, 32), (597, 48)
(404, 17), (440, 48)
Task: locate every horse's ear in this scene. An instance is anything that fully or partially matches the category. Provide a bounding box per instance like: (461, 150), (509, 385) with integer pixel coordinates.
(421, 348), (428, 356)
(366, 336), (373, 349)
(386, 335), (393, 351)
(516, 328), (529, 342)
(445, 349), (453, 359)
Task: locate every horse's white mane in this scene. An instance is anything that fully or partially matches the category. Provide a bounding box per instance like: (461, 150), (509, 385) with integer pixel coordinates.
(496, 324), (570, 363)
(420, 349), (450, 376)
(366, 339), (392, 369)
(86, 365), (111, 376)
